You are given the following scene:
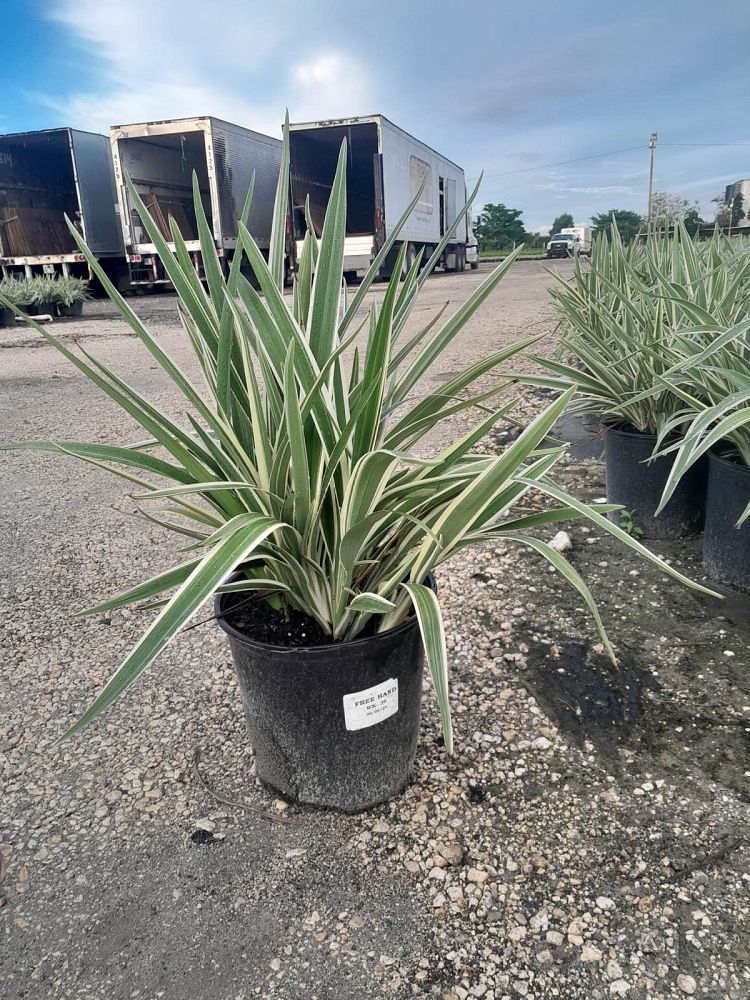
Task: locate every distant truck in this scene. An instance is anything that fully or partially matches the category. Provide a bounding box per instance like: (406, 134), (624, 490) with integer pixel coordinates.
(0, 128), (125, 283)
(289, 115), (470, 278)
(109, 116), (283, 286)
(466, 225), (480, 270)
(546, 226), (592, 259)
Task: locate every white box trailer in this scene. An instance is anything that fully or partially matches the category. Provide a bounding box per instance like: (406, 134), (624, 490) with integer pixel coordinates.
(110, 116), (283, 286)
(289, 115), (470, 277)
(0, 128), (125, 282)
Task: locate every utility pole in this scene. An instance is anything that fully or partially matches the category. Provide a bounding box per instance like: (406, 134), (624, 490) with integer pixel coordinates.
(647, 132), (657, 225)
(727, 190), (733, 236)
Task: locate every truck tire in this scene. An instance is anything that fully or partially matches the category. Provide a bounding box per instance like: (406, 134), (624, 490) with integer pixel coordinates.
(457, 246), (466, 272)
(403, 242), (416, 277)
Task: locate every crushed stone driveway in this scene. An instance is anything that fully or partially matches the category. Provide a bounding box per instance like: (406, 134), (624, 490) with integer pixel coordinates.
(1, 262), (748, 1000)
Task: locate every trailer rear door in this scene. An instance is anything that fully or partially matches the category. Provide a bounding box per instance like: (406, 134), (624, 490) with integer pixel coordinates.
(0, 130), (79, 257)
(69, 130), (123, 256)
(115, 128), (213, 248)
(290, 122), (379, 240)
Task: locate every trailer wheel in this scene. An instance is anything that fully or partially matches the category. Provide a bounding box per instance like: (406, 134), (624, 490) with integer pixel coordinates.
(457, 246), (466, 272)
(403, 242), (416, 277)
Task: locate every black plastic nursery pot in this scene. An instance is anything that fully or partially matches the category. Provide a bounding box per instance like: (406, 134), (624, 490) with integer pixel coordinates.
(25, 301), (55, 317)
(703, 451), (750, 590)
(604, 426), (706, 539)
(0, 307), (14, 328)
(56, 300), (84, 317)
(215, 582), (432, 812)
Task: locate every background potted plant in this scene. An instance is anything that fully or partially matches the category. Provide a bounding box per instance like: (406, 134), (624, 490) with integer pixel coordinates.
(648, 317), (750, 589)
(540, 223), (750, 539)
(1, 124), (717, 811)
(0, 276), (27, 326)
(53, 275), (90, 316)
(27, 275), (59, 316)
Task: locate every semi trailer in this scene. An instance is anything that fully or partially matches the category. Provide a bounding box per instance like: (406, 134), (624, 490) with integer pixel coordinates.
(289, 115), (470, 278)
(0, 128), (124, 282)
(109, 116), (283, 286)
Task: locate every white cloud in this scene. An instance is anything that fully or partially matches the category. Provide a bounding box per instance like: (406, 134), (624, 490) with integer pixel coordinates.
(538, 183), (636, 196)
(40, 1), (373, 136)
(48, 1), (281, 78)
(289, 53), (371, 120)
(33, 82), (282, 140)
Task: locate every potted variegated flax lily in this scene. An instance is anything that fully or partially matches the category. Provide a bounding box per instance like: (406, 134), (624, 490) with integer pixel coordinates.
(542, 223), (750, 540)
(648, 316), (750, 589)
(2, 121), (716, 811)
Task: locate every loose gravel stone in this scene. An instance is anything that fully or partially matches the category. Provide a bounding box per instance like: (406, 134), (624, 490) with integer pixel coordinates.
(677, 974), (697, 995)
(581, 944), (603, 962)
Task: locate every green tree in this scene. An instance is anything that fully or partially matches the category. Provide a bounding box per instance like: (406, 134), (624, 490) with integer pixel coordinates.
(650, 191), (691, 227)
(712, 193), (730, 226)
(474, 203), (526, 250)
(713, 191), (745, 228)
(590, 209), (643, 243)
(683, 207), (704, 236)
(730, 193), (745, 228)
(550, 213), (574, 234)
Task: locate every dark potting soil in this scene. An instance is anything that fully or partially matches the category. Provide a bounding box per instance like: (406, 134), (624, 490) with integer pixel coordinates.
(220, 593), (385, 648)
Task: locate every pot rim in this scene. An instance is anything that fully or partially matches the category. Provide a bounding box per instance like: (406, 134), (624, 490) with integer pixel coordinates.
(708, 448), (750, 476)
(605, 423), (657, 441)
(215, 572), (435, 655)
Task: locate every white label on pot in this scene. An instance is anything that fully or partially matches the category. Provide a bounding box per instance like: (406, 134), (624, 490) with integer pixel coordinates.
(343, 678), (399, 731)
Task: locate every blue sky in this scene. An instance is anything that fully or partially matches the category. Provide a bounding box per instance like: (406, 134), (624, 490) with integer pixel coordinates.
(2, 0), (749, 232)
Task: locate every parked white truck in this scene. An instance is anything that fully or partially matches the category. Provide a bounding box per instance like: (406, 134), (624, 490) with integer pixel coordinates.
(0, 128), (125, 283)
(109, 117), (283, 286)
(289, 115), (470, 278)
(545, 225), (592, 259)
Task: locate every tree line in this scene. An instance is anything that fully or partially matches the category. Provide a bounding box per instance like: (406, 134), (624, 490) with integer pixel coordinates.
(473, 190), (745, 252)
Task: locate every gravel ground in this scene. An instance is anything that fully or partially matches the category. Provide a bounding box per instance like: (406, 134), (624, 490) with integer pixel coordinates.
(1, 262), (748, 1000)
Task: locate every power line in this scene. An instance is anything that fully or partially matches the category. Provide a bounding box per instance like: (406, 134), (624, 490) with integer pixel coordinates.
(472, 145), (645, 181)
(660, 142), (750, 147)
(469, 139), (750, 184)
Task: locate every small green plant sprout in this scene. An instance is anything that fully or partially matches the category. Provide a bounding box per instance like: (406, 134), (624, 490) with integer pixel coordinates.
(618, 508), (643, 539)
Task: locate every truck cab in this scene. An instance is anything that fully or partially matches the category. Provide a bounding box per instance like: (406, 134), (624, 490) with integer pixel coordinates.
(465, 225), (479, 270)
(546, 233), (575, 258)
(546, 226), (592, 259)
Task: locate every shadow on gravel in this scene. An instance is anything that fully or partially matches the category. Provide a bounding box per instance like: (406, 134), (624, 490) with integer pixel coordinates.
(522, 641), (750, 802)
(522, 642), (656, 751)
